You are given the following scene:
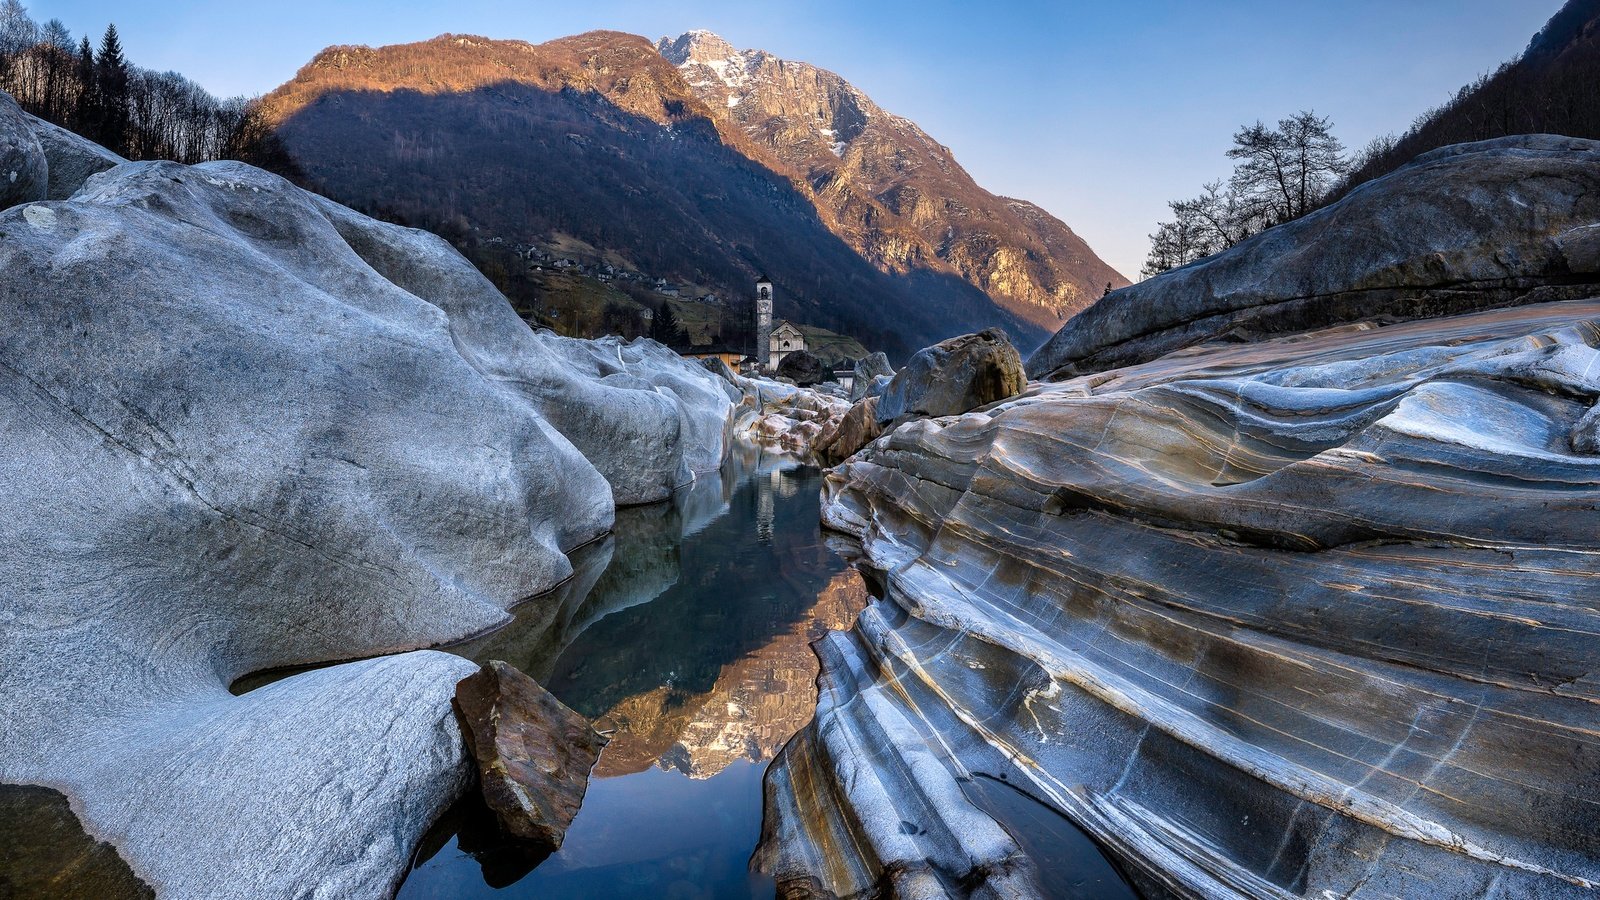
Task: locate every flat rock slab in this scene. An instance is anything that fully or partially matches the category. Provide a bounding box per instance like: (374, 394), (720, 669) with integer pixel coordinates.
(454, 661), (607, 848)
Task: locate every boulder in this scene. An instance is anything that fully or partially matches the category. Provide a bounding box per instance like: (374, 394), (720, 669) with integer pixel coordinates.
(775, 348), (826, 385)
(700, 354), (738, 383)
(0, 153), (730, 897)
(0, 90), (46, 210)
(849, 352), (894, 401)
(453, 661), (607, 848)
(1028, 135), (1600, 380)
(875, 328), (1025, 425)
(28, 114), (123, 199)
(814, 396), (882, 464)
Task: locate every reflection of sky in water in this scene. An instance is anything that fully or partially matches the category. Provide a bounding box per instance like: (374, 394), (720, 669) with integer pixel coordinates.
(400, 445), (866, 899)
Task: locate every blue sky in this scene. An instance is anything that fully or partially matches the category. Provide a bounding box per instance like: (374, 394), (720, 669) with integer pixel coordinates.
(25, 1), (1563, 279)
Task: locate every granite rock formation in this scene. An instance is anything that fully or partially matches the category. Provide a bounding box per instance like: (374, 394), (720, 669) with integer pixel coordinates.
(0, 98), (737, 899)
(849, 352), (894, 402)
(875, 328), (1026, 426)
(764, 137), (1600, 898)
(453, 661), (607, 848)
(813, 396), (883, 465)
(1030, 135), (1600, 380)
(0, 90), (45, 209)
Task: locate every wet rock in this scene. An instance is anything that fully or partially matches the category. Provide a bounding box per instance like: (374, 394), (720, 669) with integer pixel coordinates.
(814, 395), (883, 464)
(875, 328), (1025, 425)
(0, 90), (46, 210)
(849, 352), (894, 401)
(776, 348), (827, 386)
(453, 661), (606, 848)
(1029, 135), (1600, 380)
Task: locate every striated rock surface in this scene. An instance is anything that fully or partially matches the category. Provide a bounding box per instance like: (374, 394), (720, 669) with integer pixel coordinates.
(766, 140), (1600, 898)
(0, 100), (737, 898)
(737, 376), (851, 457)
(814, 395), (883, 465)
(1030, 135), (1600, 380)
(453, 661), (606, 848)
(875, 328), (1025, 426)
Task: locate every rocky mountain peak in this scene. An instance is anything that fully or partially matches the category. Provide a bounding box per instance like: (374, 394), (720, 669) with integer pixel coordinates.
(656, 30), (755, 90)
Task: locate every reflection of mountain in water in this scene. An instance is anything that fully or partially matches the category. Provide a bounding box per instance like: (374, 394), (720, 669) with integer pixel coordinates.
(598, 569), (866, 778)
(447, 441), (866, 780)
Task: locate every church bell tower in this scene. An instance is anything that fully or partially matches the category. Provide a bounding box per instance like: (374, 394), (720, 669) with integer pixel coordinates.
(755, 275), (773, 371)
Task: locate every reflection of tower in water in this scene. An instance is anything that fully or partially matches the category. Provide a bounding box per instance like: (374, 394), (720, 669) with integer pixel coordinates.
(756, 468), (777, 544)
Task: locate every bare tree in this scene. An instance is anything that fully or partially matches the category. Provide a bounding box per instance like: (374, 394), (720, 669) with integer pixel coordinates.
(1143, 111), (1346, 278)
(1228, 111), (1346, 224)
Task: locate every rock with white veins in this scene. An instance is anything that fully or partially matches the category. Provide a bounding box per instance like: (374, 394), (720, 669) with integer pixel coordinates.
(765, 137), (1600, 899)
(0, 111), (738, 897)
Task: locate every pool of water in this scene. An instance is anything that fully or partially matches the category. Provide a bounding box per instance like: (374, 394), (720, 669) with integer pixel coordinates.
(399, 444), (867, 900)
(396, 440), (1140, 899)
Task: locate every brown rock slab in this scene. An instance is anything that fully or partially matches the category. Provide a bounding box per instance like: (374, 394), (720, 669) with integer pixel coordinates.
(453, 660), (607, 848)
(815, 395), (883, 464)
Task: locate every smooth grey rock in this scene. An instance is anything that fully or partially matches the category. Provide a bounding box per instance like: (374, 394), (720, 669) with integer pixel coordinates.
(875, 328), (1025, 425)
(848, 352), (894, 402)
(29, 114), (124, 199)
(309, 195), (735, 505)
(1029, 135), (1600, 379)
(0, 155), (729, 898)
(0, 90), (46, 210)
(773, 297), (1600, 899)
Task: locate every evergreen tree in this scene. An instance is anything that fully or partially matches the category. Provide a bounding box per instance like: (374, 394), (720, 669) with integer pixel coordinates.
(653, 302), (683, 347)
(94, 23), (128, 153)
(71, 35), (94, 133)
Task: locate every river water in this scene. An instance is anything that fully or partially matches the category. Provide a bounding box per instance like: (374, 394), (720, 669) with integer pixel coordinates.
(398, 444), (866, 899)
(396, 441), (1138, 900)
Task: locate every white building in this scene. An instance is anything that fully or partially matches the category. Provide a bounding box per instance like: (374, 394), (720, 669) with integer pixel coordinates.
(768, 320), (805, 372)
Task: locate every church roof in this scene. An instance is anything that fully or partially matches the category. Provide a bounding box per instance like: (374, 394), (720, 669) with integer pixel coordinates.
(755, 273), (772, 284)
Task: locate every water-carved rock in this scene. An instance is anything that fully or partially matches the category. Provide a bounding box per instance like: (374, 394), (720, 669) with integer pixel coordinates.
(453, 661), (606, 849)
(814, 395), (882, 464)
(0, 104), (736, 897)
(1029, 135), (1600, 380)
(765, 137), (1600, 899)
(875, 328), (1025, 425)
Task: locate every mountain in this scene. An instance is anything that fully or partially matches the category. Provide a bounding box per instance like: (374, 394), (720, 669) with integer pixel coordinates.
(1333, 0), (1600, 200)
(658, 30), (1127, 330)
(259, 30), (1123, 357)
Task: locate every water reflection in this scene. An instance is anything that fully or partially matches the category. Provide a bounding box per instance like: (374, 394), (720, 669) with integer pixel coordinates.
(400, 442), (867, 899)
